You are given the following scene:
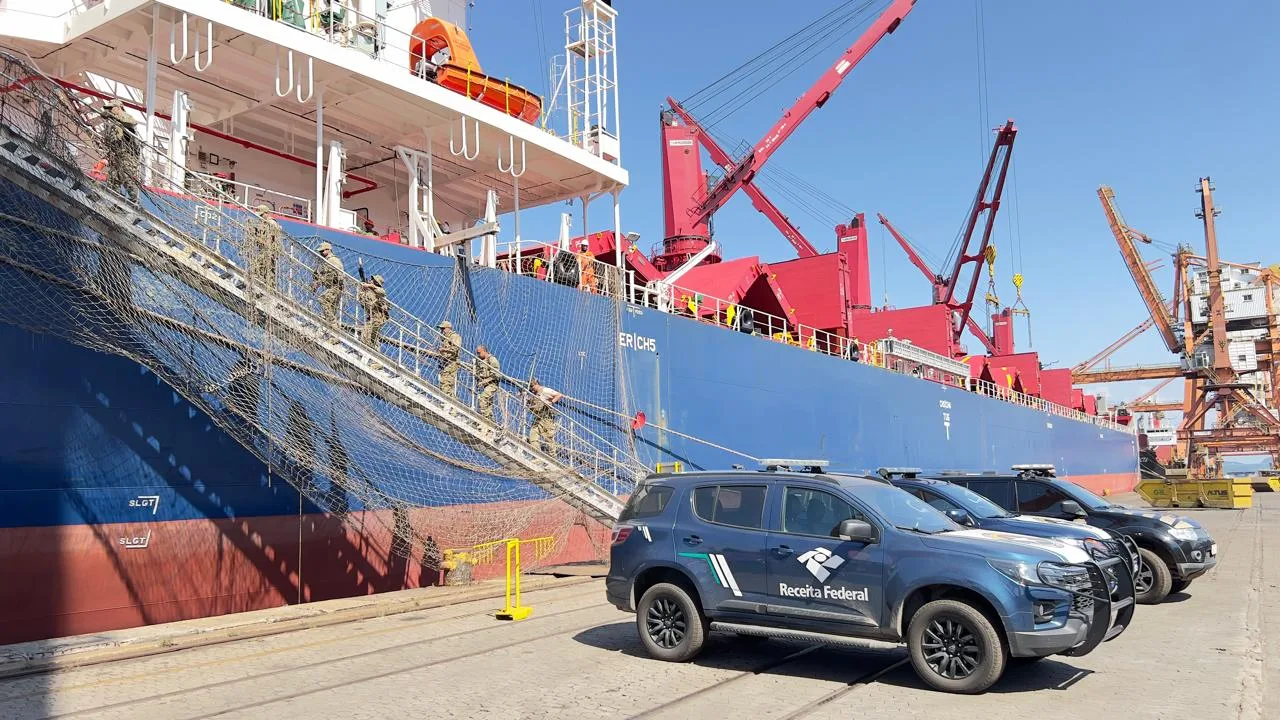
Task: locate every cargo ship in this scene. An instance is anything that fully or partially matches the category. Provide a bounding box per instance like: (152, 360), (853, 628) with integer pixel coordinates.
(0, 0), (1136, 645)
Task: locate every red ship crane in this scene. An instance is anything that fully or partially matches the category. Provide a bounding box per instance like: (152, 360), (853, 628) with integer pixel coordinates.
(658, 0), (916, 268)
(875, 120), (1018, 355)
(876, 213), (1001, 353)
(665, 103), (819, 258)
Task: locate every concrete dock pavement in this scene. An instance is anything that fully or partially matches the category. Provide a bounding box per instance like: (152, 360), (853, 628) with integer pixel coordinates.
(0, 496), (1272, 719)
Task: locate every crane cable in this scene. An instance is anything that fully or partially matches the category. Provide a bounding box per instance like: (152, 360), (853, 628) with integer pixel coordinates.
(682, 0), (885, 129)
(701, 3), (884, 130)
(681, 0), (874, 110)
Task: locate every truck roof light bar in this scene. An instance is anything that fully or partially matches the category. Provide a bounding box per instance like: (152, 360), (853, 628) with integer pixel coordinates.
(759, 459), (829, 473)
(876, 467), (922, 479)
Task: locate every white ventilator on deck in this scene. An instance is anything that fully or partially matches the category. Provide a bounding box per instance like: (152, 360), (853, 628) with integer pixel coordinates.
(0, 55), (642, 560)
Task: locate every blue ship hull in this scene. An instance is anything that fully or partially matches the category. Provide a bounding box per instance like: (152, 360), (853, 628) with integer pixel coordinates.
(0, 187), (1138, 643)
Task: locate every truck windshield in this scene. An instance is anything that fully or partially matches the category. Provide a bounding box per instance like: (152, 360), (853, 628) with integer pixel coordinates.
(1056, 480), (1113, 510)
(855, 484), (960, 535)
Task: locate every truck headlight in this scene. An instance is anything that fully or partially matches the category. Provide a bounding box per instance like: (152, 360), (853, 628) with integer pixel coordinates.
(1037, 562), (1093, 591)
(1168, 527), (1198, 542)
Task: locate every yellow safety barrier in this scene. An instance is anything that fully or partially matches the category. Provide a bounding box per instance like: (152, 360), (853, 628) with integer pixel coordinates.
(655, 462), (684, 474)
(495, 538), (531, 620)
(1136, 478), (1254, 509)
(444, 536), (555, 620)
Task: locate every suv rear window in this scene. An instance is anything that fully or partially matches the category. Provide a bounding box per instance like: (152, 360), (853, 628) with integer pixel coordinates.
(962, 479), (1014, 510)
(618, 484), (673, 522)
(692, 485), (767, 530)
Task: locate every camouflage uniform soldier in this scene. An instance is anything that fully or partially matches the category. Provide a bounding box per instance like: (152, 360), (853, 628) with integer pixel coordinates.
(475, 345), (501, 420)
(311, 241), (345, 327)
(436, 320), (462, 396)
(99, 99), (141, 202)
(527, 378), (562, 455)
(358, 274), (390, 346)
(247, 204), (282, 289)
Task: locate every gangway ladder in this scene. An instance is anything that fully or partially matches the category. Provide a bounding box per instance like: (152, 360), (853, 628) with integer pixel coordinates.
(0, 123), (631, 527)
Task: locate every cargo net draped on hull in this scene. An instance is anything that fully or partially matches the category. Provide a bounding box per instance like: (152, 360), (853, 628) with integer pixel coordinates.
(0, 52), (645, 568)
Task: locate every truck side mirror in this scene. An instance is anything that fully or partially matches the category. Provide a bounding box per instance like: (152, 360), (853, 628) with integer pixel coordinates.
(837, 519), (877, 543)
(944, 508), (976, 527)
(1060, 500), (1087, 519)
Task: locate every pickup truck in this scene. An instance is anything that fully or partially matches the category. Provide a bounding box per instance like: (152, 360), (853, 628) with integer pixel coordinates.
(934, 465), (1218, 604)
(607, 462), (1135, 694)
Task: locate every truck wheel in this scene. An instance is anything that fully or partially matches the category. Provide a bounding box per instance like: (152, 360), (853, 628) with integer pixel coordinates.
(1134, 547), (1173, 604)
(907, 599), (1006, 694)
(636, 582), (706, 662)
(1169, 578), (1192, 594)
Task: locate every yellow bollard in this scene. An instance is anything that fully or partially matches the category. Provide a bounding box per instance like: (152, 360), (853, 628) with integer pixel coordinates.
(496, 538), (532, 621)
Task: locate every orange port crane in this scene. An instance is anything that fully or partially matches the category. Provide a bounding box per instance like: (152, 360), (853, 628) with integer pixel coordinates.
(1176, 179), (1280, 474)
(1097, 186), (1182, 353)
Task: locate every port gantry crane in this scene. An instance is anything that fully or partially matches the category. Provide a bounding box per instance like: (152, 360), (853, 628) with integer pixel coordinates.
(875, 120), (1019, 356)
(1078, 181), (1280, 476)
(659, 0), (916, 264)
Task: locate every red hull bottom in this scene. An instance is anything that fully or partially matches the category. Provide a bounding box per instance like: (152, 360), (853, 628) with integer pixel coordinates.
(0, 503), (609, 646)
(0, 472), (1133, 646)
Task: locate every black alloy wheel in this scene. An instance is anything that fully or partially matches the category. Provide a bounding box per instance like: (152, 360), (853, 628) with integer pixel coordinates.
(635, 582), (706, 662)
(646, 596), (687, 649)
(921, 616), (983, 680)
(1134, 558), (1154, 594)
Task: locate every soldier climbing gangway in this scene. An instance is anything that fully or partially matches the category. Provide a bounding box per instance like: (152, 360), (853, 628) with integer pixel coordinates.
(0, 57), (643, 543)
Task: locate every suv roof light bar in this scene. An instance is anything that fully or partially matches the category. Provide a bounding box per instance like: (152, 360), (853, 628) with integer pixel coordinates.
(759, 459), (829, 473)
(1012, 463), (1057, 477)
(876, 467), (922, 479)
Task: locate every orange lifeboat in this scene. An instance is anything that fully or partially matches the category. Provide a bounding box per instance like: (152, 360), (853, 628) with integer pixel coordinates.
(408, 18), (542, 125)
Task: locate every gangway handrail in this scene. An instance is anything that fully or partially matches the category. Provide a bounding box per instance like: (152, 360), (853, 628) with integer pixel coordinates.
(0, 73), (641, 524)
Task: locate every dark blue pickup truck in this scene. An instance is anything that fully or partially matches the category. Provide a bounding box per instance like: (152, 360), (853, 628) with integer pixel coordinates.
(607, 462), (1135, 694)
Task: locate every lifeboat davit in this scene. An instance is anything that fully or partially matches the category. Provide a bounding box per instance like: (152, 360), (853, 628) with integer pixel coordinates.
(408, 18), (542, 125)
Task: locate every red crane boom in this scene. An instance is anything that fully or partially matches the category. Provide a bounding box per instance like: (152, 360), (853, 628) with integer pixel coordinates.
(942, 121), (1017, 345)
(666, 101), (819, 257)
(874, 121), (1016, 354)
(685, 0), (917, 230)
(877, 212), (1000, 354)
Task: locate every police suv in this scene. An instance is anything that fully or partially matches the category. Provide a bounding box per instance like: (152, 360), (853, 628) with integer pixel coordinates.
(607, 461), (1135, 694)
(936, 464), (1218, 604)
(883, 469), (1142, 580)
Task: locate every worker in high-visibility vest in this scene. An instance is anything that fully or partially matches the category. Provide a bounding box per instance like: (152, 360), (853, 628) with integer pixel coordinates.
(577, 239), (598, 293)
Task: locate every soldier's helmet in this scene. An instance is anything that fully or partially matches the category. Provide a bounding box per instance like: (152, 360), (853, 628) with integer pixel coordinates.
(102, 99), (121, 110)
(254, 203), (271, 215)
(372, 274), (385, 286)
(318, 242), (333, 253)
(438, 320), (453, 330)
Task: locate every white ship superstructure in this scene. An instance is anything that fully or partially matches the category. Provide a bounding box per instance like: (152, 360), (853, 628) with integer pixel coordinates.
(1, 0), (627, 260)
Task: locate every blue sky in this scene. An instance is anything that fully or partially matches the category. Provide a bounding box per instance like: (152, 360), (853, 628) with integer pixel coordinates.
(469, 0), (1280, 409)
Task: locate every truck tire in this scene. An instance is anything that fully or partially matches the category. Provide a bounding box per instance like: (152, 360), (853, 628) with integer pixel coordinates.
(1169, 578), (1192, 595)
(1135, 547), (1173, 604)
(907, 599), (1006, 694)
(636, 582), (706, 662)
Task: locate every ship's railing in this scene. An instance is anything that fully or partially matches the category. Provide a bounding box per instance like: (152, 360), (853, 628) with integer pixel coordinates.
(0, 77), (645, 492)
(187, 171), (313, 222)
(489, 240), (1132, 434)
(226, 2), (545, 123)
